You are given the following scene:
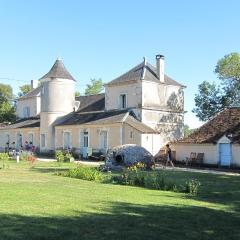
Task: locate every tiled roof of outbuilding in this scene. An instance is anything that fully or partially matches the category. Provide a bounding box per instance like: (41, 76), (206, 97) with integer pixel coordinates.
(177, 107), (240, 144)
(106, 61), (184, 87)
(39, 58), (76, 81)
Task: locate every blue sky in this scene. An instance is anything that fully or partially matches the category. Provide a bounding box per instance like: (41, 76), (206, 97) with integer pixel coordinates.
(0, 0), (239, 128)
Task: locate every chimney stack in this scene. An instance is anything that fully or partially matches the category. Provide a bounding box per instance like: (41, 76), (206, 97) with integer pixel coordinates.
(31, 80), (38, 90)
(156, 54), (165, 83)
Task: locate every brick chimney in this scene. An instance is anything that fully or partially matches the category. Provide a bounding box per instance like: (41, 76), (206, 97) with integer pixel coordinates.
(156, 54), (165, 83)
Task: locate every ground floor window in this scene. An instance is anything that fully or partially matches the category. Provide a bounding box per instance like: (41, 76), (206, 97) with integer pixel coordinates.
(83, 131), (89, 147)
(100, 130), (108, 149)
(28, 133), (34, 145)
(41, 134), (46, 148)
(63, 131), (71, 149)
(16, 133), (22, 149)
(5, 134), (10, 144)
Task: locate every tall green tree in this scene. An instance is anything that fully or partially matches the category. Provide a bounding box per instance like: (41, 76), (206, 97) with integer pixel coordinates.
(18, 84), (31, 97)
(192, 81), (229, 121)
(215, 52), (240, 102)
(75, 91), (81, 97)
(85, 78), (104, 96)
(0, 84), (16, 122)
(193, 53), (240, 121)
(183, 125), (195, 137)
(0, 84), (13, 103)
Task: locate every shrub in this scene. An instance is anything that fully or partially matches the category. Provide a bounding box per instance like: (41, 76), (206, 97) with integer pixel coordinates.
(27, 155), (37, 165)
(0, 153), (9, 169)
(55, 150), (64, 163)
(20, 152), (29, 161)
(185, 179), (201, 195)
(121, 162), (147, 186)
(65, 165), (104, 182)
(65, 153), (74, 162)
(120, 168), (198, 193)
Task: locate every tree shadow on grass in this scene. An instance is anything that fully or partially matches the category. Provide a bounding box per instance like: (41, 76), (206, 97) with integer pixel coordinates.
(30, 166), (70, 174)
(157, 169), (240, 212)
(0, 202), (239, 240)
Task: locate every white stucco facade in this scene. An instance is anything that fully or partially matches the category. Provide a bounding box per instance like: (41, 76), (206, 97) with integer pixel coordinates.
(172, 136), (240, 167)
(0, 55), (185, 156)
(16, 96), (41, 118)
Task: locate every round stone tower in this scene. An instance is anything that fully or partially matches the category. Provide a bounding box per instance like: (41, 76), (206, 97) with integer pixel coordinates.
(39, 58), (76, 152)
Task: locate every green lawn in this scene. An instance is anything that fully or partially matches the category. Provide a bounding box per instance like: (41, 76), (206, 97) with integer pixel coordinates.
(0, 161), (239, 240)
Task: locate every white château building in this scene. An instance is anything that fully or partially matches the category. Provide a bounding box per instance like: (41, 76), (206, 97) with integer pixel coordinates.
(0, 55), (185, 155)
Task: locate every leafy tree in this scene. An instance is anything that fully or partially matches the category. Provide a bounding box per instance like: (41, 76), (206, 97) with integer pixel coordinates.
(18, 84), (31, 97)
(85, 78), (104, 96)
(193, 52), (240, 121)
(192, 81), (229, 121)
(215, 52), (240, 103)
(0, 101), (16, 122)
(0, 83), (13, 103)
(75, 91), (81, 97)
(184, 125), (195, 137)
(0, 84), (16, 122)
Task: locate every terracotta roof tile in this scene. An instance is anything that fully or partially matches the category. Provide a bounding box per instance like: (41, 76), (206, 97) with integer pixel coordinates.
(177, 107), (240, 144)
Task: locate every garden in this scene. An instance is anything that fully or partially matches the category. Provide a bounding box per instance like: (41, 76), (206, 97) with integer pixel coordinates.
(0, 154), (239, 239)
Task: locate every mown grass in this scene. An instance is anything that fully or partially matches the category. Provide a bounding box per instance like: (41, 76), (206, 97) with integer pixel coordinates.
(0, 160), (239, 240)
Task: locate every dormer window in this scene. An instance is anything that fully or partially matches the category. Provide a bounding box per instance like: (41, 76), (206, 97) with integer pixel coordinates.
(119, 94), (127, 109)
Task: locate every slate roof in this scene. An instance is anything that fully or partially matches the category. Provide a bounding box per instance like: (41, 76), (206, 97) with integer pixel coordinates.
(0, 116), (40, 130)
(177, 107), (240, 144)
(17, 86), (42, 100)
(106, 61), (184, 87)
(39, 58), (76, 81)
(75, 94), (105, 112)
(56, 110), (156, 133)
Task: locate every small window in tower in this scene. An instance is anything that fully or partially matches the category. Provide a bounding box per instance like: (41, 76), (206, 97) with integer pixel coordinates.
(119, 94), (127, 109)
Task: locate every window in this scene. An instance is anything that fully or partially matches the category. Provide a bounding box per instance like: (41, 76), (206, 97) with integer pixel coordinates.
(100, 131), (108, 149)
(16, 133), (22, 148)
(63, 132), (71, 149)
(29, 133), (34, 145)
(119, 94), (127, 109)
(41, 134), (46, 148)
(5, 134), (10, 145)
(130, 131), (133, 139)
(23, 106), (30, 118)
(83, 131), (89, 147)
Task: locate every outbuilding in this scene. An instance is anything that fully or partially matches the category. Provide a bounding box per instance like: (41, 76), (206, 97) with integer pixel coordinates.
(172, 107), (240, 167)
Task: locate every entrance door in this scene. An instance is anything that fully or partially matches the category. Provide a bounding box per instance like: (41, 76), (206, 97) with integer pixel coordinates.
(219, 143), (231, 166)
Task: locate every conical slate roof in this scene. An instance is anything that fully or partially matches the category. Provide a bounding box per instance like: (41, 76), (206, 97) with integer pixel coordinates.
(39, 58), (76, 81)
